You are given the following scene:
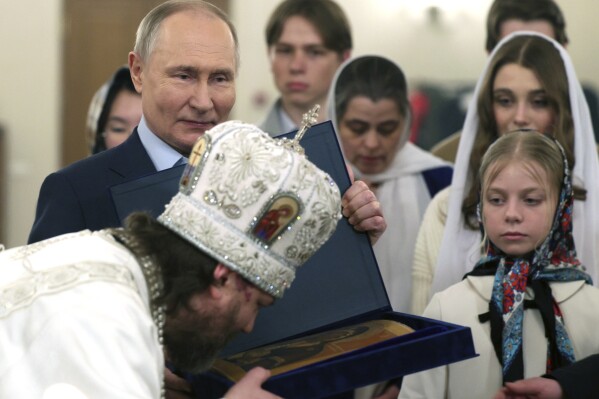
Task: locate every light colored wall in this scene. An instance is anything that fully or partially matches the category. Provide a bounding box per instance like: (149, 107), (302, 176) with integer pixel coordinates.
(0, 0), (62, 247)
(2, 0), (598, 247)
(559, 2), (599, 88)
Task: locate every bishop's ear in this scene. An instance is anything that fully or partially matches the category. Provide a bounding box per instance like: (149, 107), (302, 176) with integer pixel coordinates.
(209, 263), (233, 298)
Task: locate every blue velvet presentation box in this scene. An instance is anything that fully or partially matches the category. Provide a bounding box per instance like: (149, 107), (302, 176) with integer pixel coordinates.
(109, 122), (477, 399)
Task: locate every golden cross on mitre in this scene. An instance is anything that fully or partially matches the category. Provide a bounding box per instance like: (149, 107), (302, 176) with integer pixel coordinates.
(279, 104), (320, 155)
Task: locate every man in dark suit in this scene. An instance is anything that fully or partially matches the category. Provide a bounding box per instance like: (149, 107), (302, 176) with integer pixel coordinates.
(29, 0), (238, 243)
(26, 5), (389, 399)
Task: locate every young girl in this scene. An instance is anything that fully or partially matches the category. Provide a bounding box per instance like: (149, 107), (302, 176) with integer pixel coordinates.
(411, 32), (599, 314)
(399, 131), (599, 399)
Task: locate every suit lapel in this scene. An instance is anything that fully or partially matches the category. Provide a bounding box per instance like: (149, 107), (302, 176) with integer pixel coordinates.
(106, 128), (157, 180)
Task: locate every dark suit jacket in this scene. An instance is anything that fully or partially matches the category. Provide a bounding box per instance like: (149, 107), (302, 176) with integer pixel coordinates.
(547, 354), (599, 399)
(28, 129), (157, 243)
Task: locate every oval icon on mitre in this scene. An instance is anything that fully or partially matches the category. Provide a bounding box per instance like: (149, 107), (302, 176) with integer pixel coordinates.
(252, 195), (301, 244)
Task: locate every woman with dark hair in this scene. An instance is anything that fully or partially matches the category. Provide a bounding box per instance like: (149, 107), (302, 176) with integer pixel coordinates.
(411, 32), (599, 315)
(86, 66), (142, 155)
(327, 55), (452, 315)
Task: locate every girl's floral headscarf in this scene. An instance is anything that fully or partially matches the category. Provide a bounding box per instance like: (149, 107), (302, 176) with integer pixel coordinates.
(467, 135), (592, 383)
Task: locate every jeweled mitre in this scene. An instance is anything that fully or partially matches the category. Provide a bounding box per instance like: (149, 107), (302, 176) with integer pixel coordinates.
(158, 121), (342, 298)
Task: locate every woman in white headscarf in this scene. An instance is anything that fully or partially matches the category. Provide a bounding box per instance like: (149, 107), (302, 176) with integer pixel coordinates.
(85, 66), (142, 155)
(411, 31), (599, 315)
(327, 55), (453, 314)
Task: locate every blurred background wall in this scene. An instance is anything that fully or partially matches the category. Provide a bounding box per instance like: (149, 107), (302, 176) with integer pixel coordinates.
(1, 0), (596, 247)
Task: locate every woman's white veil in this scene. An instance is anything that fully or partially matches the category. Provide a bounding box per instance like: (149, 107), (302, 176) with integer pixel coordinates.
(431, 31), (599, 294)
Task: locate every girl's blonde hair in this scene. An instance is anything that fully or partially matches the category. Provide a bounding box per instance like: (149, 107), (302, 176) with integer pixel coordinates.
(479, 131), (564, 241)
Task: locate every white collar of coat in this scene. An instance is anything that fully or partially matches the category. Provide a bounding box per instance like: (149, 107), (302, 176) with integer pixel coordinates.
(466, 275), (587, 304)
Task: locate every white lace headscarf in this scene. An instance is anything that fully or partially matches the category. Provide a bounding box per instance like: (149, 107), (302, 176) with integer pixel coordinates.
(432, 31), (599, 294)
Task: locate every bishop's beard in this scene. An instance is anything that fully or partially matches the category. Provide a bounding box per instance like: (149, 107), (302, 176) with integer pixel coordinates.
(163, 299), (241, 374)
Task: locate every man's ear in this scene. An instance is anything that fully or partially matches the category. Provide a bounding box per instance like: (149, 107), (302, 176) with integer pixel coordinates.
(128, 51), (144, 94)
(341, 49), (351, 62)
(209, 263), (234, 299)
(267, 46), (276, 70)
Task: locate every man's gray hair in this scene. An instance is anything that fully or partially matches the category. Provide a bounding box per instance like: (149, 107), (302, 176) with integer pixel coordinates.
(133, 0), (239, 69)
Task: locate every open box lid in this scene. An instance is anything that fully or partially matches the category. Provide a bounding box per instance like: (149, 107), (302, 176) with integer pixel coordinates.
(110, 164), (186, 222)
(109, 121), (391, 356)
